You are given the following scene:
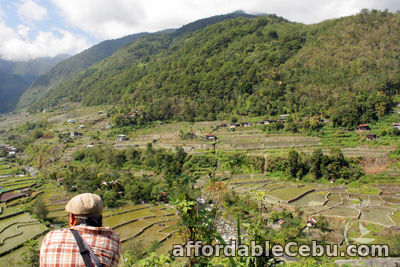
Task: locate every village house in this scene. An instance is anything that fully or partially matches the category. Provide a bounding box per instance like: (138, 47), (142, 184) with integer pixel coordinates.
(77, 124), (85, 129)
(117, 135), (128, 141)
(358, 124), (371, 131)
(70, 131), (83, 138)
(307, 217), (317, 227)
(205, 134), (217, 141)
(217, 123), (227, 129)
(366, 134), (378, 141)
(280, 114), (290, 121)
(241, 121), (251, 127)
(263, 119), (277, 124)
(393, 123), (400, 130)
(229, 125), (236, 131)
(67, 119), (76, 124)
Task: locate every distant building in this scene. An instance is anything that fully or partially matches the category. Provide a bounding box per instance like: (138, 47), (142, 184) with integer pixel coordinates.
(229, 126), (236, 131)
(205, 134), (217, 141)
(67, 119), (76, 124)
(70, 131), (83, 138)
(241, 121), (251, 127)
(255, 121), (264, 125)
(77, 125), (85, 129)
(366, 134), (378, 141)
(358, 124), (371, 131)
(307, 217), (317, 227)
(280, 114), (290, 121)
(217, 123), (227, 128)
(117, 135), (127, 141)
(393, 123), (400, 130)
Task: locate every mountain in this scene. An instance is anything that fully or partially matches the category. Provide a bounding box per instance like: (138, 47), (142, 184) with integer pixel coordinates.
(0, 70), (30, 113)
(30, 10), (399, 127)
(17, 32), (149, 109)
(18, 11), (261, 110)
(0, 55), (69, 113)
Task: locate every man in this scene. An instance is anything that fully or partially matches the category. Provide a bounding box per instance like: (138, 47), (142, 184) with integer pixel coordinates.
(40, 193), (121, 266)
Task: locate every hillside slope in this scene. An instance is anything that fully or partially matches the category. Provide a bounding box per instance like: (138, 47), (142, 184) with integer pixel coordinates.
(31, 10), (399, 126)
(0, 70), (30, 113)
(17, 32), (148, 109)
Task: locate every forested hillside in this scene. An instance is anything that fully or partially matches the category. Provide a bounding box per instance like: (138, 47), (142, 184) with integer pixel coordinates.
(31, 10), (400, 127)
(17, 32), (149, 109)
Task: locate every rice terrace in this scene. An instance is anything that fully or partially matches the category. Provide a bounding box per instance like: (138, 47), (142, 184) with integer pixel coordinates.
(1, 6), (400, 267)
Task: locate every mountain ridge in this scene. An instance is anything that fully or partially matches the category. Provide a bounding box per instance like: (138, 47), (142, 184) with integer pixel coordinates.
(26, 10), (400, 127)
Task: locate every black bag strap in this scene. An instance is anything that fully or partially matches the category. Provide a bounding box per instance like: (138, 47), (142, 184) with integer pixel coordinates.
(70, 229), (103, 267)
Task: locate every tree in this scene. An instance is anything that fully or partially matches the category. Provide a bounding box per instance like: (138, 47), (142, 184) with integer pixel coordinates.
(30, 198), (48, 221)
(287, 149), (301, 178)
(310, 149), (323, 180)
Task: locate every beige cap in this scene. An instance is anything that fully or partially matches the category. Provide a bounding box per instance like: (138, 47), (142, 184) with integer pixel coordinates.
(65, 193), (103, 217)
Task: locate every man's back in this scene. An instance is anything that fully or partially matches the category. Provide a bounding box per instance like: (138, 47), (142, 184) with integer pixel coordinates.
(40, 225), (120, 267)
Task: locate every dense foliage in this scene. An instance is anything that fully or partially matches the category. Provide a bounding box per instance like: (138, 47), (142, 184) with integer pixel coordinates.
(31, 10), (399, 127)
(267, 148), (364, 182)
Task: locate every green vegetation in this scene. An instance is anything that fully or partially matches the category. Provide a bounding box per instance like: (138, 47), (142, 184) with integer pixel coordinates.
(266, 148), (364, 182)
(31, 10), (399, 128)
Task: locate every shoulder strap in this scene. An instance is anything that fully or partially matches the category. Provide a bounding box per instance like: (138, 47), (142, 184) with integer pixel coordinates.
(70, 229), (103, 267)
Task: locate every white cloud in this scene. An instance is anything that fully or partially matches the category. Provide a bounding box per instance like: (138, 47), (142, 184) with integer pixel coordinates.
(50, 0), (400, 40)
(51, 0), (146, 39)
(16, 0), (47, 22)
(0, 21), (90, 61)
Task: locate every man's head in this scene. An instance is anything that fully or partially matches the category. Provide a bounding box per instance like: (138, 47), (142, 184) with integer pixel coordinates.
(65, 193), (104, 227)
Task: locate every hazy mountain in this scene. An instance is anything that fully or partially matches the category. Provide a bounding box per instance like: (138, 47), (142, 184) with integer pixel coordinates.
(0, 55), (69, 113)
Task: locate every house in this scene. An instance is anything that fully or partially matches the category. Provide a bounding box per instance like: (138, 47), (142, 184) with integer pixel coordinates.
(307, 217), (317, 227)
(263, 119), (277, 124)
(205, 134), (217, 141)
(277, 219), (287, 225)
(393, 123), (400, 130)
(70, 131), (83, 138)
(77, 125), (85, 129)
(86, 144), (94, 148)
(255, 121), (264, 125)
(63, 138), (74, 143)
(280, 114), (290, 121)
(366, 134), (378, 141)
(126, 110), (143, 118)
(233, 123), (241, 127)
(217, 123), (227, 128)
(241, 121), (251, 127)
(57, 178), (65, 185)
(117, 135), (127, 142)
(229, 126), (236, 131)
(358, 124), (371, 131)
(8, 151), (16, 158)
(67, 119), (76, 124)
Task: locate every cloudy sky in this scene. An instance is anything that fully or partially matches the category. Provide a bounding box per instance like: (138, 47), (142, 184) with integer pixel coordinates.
(0, 0), (399, 61)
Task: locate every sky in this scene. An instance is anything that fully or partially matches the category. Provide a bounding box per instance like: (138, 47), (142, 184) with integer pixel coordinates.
(0, 0), (399, 61)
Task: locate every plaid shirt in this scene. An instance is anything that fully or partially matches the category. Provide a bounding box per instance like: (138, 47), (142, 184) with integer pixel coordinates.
(40, 225), (121, 267)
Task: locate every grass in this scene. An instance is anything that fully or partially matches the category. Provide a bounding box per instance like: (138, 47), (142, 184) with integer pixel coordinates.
(266, 185), (315, 201)
(360, 207), (394, 226)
